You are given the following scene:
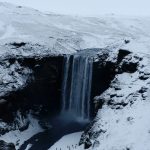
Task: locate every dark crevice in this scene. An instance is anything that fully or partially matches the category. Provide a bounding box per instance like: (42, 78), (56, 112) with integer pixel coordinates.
(117, 49), (131, 64)
(10, 42), (27, 48)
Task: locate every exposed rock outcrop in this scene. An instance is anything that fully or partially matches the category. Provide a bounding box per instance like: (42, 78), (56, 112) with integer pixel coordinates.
(0, 56), (63, 137)
(0, 140), (16, 150)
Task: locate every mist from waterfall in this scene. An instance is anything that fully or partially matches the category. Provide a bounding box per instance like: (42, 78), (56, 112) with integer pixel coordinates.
(61, 53), (93, 121)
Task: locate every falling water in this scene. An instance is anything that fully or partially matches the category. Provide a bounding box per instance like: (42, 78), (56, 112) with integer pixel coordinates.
(61, 53), (93, 120)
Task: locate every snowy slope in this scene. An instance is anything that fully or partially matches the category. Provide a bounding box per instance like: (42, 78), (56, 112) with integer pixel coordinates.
(0, 2), (150, 58)
(49, 132), (84, 150)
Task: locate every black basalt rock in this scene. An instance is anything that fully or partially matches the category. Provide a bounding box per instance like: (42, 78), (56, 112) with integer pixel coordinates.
(121, 62), (138, 73)
(0, 140), (16, 150)
(10, 42), (26, 48)
(84, 138), (92, 149)
(117, 49), (131, 64)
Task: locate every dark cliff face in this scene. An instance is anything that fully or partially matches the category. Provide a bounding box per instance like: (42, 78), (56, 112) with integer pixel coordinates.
(90, 49), (132, 117)
(0, 56), (64, 123)
(0, 50), (132, 126)
(0, 51), (120, 123)
(91, 61), (116, 117)
(18, 56), (64, 117)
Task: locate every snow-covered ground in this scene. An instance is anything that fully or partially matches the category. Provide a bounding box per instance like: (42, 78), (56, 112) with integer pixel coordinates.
(0, 2), (150, 57)
(0, 114), (43, 149)
(49, 132), (84, 150)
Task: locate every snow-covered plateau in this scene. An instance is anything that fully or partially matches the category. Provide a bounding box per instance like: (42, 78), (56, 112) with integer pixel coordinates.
(0, 2), (150, 150)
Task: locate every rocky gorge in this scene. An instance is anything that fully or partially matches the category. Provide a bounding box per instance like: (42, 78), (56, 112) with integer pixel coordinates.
(0, 2), (150, 150)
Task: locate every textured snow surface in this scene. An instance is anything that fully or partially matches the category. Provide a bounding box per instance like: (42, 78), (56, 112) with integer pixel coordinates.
(49, 132), (84, 150)
(0, 2), (150, 57)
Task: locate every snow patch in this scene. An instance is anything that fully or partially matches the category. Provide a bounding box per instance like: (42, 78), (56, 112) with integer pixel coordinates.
(49, 132), (84, 150)
(0, 114), (43, 150)
(0, 25), (15, 40)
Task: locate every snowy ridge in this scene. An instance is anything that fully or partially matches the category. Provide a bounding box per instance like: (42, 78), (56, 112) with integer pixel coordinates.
(0, 2), (150, 57)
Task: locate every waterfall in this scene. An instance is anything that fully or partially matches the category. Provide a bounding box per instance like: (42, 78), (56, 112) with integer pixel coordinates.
(61, 53), (93, 120)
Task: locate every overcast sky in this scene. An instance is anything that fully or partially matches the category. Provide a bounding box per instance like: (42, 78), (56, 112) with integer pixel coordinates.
(0, 0), (150, 16)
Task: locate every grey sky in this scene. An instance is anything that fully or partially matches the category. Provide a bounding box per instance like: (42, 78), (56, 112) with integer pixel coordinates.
(0, 0), (150, 16)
